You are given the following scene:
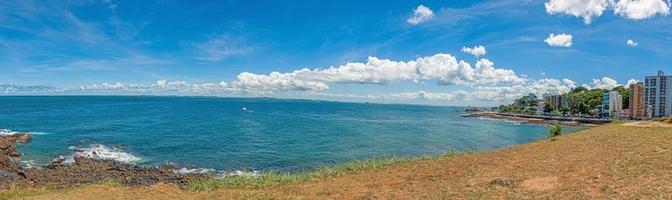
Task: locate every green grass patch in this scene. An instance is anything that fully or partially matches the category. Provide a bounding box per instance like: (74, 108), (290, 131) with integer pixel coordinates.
(188, 156), (433, 191)
(610, 120), (627, 125)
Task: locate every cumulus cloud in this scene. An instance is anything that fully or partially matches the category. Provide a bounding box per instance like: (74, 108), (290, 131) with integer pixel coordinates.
(545, 0), (670, 23)
(231, 54), (525, 92)
(614, 0), (670, 20)
(0, 84), (59, 94)
(545, 33), (573, 47)
(79, 80), (231, 93)
(461, 45), (487, 57)
(626, 39), (639, 47)
(562, 78), (577, 89)
(407, 5), (434, 25)
(387, 78), (577, 104)
(231, 72), (330, 91)
(545, 0), (612, 24)
(591, 77), (620, 89)
(626, 79), (640, 86)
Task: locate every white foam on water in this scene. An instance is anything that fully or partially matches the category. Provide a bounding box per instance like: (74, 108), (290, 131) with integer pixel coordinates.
(0, 129), (49, 135)
(73, 144), (141, 163)
(18, 159), (39, 169)
(0, 129), (20, 135)
(477, 117), (520, 125)
(214, 170), (260, 179)
(173, 167), (260, 179)
(173, 167), (216, 174)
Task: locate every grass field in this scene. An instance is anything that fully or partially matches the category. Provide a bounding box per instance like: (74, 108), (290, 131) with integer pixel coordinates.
(3, 124), (672, 199)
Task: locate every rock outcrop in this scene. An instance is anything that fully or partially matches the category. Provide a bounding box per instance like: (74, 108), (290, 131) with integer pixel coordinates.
(0, 133), (206, 189)
(0, 133), (31, 176)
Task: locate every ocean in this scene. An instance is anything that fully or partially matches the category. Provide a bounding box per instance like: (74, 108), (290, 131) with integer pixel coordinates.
(0, 96), (583, 174)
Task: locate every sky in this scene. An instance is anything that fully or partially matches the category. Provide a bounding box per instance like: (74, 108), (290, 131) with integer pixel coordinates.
(1, 0), (671, 106)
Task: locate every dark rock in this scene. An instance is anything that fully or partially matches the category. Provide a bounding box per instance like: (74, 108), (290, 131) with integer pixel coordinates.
(0, 133), (209, 190)
(490, 177), (513, 187)
(0, 134), (32, 177)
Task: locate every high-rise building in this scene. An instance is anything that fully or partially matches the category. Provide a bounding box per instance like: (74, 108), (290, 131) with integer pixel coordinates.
(645, 71), (672, 117)
(602, 91), (623, 118)
(629, 82), (645, 119)
(543, 94), (566, 110)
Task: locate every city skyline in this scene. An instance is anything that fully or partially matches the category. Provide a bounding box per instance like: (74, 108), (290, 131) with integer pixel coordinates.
(1, 0), (671, 106)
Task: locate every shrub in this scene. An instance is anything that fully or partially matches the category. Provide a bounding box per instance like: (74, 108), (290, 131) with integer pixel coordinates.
(549, 124), (562, 138)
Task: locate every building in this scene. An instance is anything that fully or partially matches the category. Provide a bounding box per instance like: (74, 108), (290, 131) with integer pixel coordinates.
(644, 70), (672, 117)
(629, 82), (645, 119)
(543, 94), (567, 110)
(602, 91), (623, 118)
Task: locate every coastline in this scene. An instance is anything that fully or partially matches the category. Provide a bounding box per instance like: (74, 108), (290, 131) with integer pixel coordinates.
(0, 133), (207, 189)
(462, 112), (610, 127)
(3, 124), (672, 199)
(0, 119), (580, 191)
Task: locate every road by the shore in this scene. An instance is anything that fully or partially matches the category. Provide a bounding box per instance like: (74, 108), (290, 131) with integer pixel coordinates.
(463, 112), (611, 126)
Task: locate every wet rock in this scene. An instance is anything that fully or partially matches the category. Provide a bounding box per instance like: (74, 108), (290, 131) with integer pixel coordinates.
(0, 134), (31, 177)
(490, 177), (513, 187)
(0, 133), (208, 189)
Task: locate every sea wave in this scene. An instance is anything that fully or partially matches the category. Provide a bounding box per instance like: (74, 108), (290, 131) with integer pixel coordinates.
(173, 167), (259, 178)
(477, 117), (521, 125)
(0, 128), (49, 135)
(71, 144), (141, 163)
(0, 129), (22, 135)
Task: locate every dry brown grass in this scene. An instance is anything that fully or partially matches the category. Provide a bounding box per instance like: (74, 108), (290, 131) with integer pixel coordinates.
(6, 124), (672, 199)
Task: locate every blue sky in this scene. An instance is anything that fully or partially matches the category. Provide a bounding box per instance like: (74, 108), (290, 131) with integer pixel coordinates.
(1, 0), (671, 105)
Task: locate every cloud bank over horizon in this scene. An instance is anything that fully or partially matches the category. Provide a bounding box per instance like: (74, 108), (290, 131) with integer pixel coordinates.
(1, 51), (636, 106)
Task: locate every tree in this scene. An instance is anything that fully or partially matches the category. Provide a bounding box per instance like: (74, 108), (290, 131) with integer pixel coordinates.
(611, 86), (630, 109)
(571, 86), (589, 93)
(559, 106), (570, 116)
(549, 124), (562, 138)
(567, 88), (606, 117)
(543, 103), (554, 114)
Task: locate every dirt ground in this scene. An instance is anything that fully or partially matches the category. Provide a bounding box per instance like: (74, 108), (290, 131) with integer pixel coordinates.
(5, 124), (672, 199)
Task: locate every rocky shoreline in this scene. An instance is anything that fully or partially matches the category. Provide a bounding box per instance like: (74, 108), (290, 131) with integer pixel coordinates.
(0, 133), (207, 189)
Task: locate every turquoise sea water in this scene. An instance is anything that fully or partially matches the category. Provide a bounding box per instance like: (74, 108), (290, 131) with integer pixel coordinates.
(0, 96), (584, 173)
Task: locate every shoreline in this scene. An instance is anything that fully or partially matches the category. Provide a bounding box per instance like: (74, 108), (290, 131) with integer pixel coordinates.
(0, 133), (207, 189)
(463, 112), (609, 127)
(0, 121), (581, 191)
(5, 124), (672, 199)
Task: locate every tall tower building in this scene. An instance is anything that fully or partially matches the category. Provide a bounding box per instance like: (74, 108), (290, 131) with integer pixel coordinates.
(629, 82), (645, 119)
(645, 71), (672, 117)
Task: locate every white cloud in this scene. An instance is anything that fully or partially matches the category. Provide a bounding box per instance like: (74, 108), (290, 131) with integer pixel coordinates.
(407, 5), (434, 25)
(626, 39), (639, 47)
(545, 0), (670, 23)
(461, 45), (487, 57)
(591, 77), (620, 89)
(78, 80), (232, 93)
(545, 33), (573, 47)
(562, 78), (577, 89)
(0, 84), (59, 94)
(231, 54), (525, 92)
(626, 79), (639, 86)
(614, 0), (670, 20)
(387, 78), (577, 104)
(231, 72), (330, 92)
(545, 0), (612, 24)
